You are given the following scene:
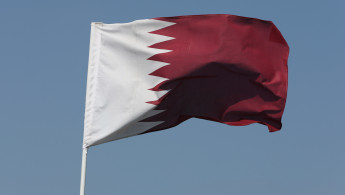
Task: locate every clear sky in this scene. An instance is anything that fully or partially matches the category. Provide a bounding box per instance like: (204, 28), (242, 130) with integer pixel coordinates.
(1, 0), (345, 194)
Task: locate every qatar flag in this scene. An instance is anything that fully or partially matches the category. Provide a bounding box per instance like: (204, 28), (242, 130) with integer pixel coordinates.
(83, 14), (289, 148)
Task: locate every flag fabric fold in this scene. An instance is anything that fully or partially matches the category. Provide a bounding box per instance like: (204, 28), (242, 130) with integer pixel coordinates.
(83, 14), (289, 148)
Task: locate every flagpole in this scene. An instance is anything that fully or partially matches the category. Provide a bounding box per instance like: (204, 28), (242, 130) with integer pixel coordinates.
(80, 147), (88, 195)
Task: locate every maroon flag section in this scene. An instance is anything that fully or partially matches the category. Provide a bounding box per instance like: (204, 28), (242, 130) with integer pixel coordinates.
(142, 14), (289, 134)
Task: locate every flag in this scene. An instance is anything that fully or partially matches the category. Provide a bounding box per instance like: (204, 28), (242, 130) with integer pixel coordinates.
(83, 14), (289, 148)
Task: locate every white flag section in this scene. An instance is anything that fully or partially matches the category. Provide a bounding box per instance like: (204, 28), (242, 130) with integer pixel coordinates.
(83, 19), (175, 148)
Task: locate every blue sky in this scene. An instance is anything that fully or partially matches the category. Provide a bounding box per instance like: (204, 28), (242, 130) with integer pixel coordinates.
(1, 0), (345, 194)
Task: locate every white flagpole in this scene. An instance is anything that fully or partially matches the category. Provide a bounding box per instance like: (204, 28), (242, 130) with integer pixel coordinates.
(80, 148), (88, 195)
